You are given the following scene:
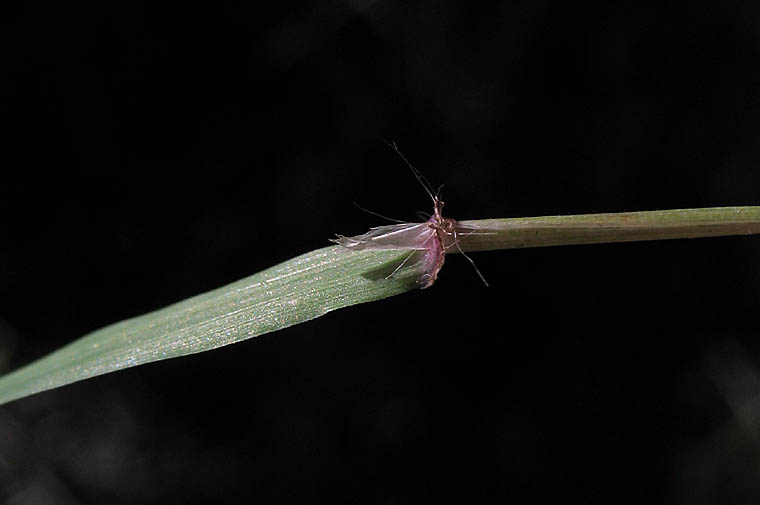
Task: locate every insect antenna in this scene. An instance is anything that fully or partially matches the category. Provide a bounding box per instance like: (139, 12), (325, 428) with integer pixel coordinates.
(435, 183), (446, 198)
(383, 140), (438, 204)
(352, 201), (407, 223)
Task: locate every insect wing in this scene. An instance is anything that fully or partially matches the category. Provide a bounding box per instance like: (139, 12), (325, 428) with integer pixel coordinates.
(332, 222), (433, 251)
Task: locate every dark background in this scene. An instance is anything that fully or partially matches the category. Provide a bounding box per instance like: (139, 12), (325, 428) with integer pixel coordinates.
(2, 1), (760, 504)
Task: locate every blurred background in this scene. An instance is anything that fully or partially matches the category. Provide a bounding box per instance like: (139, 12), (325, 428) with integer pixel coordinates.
(2, 1), (760, 503)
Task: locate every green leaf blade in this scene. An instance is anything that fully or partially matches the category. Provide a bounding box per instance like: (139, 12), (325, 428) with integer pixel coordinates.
(0, 246), (419, 406)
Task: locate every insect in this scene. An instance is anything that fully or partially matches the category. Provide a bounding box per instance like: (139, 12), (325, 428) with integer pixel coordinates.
(332, 142), (487, 288)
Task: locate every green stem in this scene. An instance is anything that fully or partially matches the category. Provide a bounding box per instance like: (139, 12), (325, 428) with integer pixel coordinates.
(455, 206), (760, 252)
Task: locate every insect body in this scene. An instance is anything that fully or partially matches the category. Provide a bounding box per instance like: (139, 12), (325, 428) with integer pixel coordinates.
(332, 195), (456, 288)
(332, 143), (486, 288)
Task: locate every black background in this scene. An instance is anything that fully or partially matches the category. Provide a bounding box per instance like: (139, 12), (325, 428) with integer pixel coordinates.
(3, 1), (760, 504)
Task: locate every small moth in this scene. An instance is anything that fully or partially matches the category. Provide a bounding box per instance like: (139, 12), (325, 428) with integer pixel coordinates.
(332, 142), (487, 289)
